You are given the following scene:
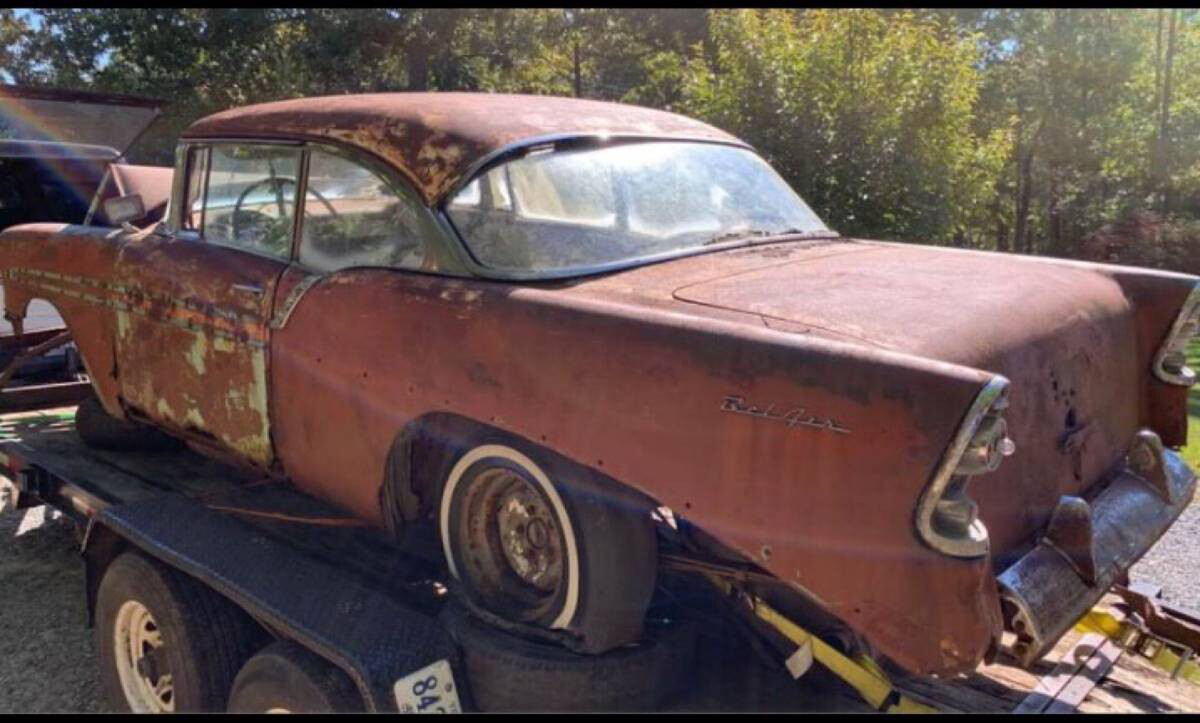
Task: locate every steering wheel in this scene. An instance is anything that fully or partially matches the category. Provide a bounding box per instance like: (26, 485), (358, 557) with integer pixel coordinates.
(231, 177), (339, 241)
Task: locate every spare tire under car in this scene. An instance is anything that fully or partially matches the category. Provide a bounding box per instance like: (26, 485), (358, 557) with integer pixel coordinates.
(439, 598), (697, 712)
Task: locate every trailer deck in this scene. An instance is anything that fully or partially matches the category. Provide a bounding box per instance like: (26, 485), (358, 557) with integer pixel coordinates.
(1, 405), (1199, 713)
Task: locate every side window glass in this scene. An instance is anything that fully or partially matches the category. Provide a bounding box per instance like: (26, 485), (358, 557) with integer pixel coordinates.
(183, 146), (208, 231)
(203, 144), (301, 259)
(299, 148), (426, 273)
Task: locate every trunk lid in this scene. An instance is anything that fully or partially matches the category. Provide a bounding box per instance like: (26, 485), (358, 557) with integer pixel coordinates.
(668, 240), (1142, 565)
(0, 84), (163, 155)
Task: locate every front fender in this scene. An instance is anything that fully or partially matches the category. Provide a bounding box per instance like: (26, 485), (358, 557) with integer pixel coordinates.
(0, 223), (128, 416)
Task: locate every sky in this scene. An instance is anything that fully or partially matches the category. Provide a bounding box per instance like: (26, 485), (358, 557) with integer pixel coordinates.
(9, 9), (112, 83)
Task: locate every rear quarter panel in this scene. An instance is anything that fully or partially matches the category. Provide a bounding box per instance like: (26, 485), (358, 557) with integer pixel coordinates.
(270, 267), (1005, 675)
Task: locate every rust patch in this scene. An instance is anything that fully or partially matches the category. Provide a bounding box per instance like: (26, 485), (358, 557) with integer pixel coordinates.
(182, 93), (745, 205)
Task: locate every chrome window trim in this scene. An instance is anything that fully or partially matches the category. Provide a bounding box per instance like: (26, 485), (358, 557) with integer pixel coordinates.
(197, 142), (304, 263)
(914, 375), (1011, 558)
(1152, 282), (1200, 386)
(292, 141), (457, 276)
(171, 133), (838, 282)
(167, 138), (463, 274)
(439, 132), (755, 206)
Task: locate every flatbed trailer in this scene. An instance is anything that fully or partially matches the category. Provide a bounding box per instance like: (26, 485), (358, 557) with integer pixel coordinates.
(1, 405), (1199, 713)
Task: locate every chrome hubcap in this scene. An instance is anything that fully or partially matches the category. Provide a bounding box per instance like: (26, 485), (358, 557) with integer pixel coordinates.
(457, 465), (566, 620)
(496, 481), (562, 592)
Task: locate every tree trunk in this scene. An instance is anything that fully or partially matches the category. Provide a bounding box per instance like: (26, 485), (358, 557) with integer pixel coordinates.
(572, 36), (582, 97)
(994, 196), (1010, 252)
(1013, 108), (1042, 255)
(1150, 9), (1165, 197)
(1159, 8), (1177, 213)
(1015, 147), (1035, 254)
(1155, 9), (1164, 103)
(406, 39), (429, 91)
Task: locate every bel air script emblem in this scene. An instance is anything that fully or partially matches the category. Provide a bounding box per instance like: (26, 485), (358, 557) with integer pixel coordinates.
(720, 395), (851, 435)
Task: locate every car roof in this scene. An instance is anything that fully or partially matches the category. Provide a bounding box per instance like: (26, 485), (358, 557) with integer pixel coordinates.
(182, 92), (746, 205)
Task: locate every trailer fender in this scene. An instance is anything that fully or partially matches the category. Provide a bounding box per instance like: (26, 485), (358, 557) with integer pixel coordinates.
(80, 517), (129, 627)
(91, 494), (461, 712)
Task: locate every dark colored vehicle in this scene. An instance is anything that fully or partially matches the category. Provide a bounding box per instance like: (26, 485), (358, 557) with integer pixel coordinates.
(0, 84), (167, 342)
(0, 92), (1195, 680)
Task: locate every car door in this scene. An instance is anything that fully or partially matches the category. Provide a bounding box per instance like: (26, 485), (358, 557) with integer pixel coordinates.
(114, 141), (301, 467)
(266, 144), (450, 519)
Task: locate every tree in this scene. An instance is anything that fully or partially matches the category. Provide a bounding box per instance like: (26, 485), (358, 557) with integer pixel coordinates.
(682, 9), (1005, 244)
(8, 9), (1200, 272)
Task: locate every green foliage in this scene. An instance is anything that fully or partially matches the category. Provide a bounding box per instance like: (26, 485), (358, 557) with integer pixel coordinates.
(4, 8), (1200, 271)
(679, 9), (1006, 243)
(1184, 339), (1200, 477)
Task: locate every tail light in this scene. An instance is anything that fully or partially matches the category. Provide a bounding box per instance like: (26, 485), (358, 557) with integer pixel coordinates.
(1153, 283), (1200, 386)
(915, 376), (1016, 558)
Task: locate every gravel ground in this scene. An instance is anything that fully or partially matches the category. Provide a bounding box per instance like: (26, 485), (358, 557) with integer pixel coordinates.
(0, 475), (1196, 714)
(1130, 500), (1200, 609)
(0, 479), (104, 713)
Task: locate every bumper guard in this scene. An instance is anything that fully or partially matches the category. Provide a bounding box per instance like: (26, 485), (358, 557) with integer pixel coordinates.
(997, 429), (1197, 667)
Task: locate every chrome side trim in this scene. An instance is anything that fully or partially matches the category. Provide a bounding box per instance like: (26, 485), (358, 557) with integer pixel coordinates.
(1153, 282), (1200, 386)
(269, 272), (325, 330)
(914, 375), (1011, 558)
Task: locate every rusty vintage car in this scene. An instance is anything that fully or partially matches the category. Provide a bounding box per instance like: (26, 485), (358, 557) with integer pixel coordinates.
(0, 93), (1195, 678)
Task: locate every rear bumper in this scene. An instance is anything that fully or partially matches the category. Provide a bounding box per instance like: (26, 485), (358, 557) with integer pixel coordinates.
(996, 429), (1197, 666)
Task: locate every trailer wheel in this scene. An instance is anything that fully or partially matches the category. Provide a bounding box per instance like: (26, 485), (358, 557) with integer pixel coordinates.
(441, 599), (695, 712)
(438, 443), (657, 653)
(227, 640), (364, 713)
(96, 551), (264, 712)
(76, 395), (179, 452)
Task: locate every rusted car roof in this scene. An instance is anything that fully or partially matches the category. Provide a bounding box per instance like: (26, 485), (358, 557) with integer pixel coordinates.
(182, 92), (746, 205)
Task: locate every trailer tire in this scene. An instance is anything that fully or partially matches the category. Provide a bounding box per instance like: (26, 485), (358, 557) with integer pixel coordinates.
(227, 640), (364, 713)
(76, 395), (179, 452)
(440, 599), (696, 712)
(96, 551), (264, 712)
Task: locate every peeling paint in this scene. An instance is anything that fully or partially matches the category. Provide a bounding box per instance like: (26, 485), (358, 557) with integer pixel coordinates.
(116, 310), (131, 341)
(186, 331), (208, 375)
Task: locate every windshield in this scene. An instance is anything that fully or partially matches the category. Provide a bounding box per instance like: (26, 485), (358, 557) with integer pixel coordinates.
(445, 141), (830, 275)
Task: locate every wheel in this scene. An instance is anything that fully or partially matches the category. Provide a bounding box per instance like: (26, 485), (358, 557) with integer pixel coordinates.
(75, 394), (180, 452)
(438, 441), (657, 654)
(96, 551), (265, 712)
(440, 599), (696, 712)
(227, 640), (364, 713)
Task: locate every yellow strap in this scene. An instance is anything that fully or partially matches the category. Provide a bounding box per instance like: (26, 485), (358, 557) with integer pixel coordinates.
(749, 594), (937, 713)
(1075, 609), (1200, 687)
(702, 572), (936, 712)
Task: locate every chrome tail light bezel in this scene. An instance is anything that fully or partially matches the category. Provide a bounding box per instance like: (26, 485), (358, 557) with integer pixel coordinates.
(1153, 282), (1200, 387)
(915, 375), (1014, 558)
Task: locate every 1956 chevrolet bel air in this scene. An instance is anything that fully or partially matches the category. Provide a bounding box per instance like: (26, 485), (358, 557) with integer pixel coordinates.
(0, 93), (1195, 678)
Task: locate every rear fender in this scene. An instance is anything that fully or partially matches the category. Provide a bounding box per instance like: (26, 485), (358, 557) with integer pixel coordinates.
(380, 411), (659, 535)
(379, 411), (660, 652)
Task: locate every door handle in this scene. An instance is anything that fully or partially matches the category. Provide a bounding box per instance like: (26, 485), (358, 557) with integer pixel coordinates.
(231, 283), (265, 297)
